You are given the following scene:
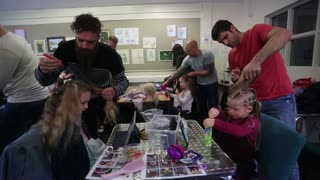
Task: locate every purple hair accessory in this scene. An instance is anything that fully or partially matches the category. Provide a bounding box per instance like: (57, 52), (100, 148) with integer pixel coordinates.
(167, 144), (184, 160)
(184, 150), (203, 161)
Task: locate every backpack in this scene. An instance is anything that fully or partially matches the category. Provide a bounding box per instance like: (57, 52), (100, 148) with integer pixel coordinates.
(296, 82), (320, 114)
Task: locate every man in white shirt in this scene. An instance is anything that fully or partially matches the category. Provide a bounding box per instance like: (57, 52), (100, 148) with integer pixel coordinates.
(0, 26), (50, 154)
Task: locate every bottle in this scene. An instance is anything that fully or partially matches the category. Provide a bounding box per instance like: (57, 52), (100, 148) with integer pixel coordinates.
(202, 127), (212, 147)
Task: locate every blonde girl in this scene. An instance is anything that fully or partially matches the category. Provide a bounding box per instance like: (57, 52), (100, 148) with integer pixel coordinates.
(203, 88), (261, 180)
(143, 83), (159, 105)
(0, 80), (93, 179)
(42, 80), (93, 179)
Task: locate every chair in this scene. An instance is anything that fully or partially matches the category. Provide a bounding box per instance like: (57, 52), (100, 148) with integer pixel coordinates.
(255, 113), (305, 180)
(296, 114), (320, 180)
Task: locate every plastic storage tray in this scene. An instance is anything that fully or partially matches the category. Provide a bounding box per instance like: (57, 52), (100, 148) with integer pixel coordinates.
(141, 108), (163, 122)
(146, 115), (181, 149)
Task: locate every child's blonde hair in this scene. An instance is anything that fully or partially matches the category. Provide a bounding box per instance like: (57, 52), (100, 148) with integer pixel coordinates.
(90, 87), (119, 125)
(143, 83), (159, 105)
(41, 80), (93, 153)
(228, 88), (261, 115)
(104, 101), (118, 125)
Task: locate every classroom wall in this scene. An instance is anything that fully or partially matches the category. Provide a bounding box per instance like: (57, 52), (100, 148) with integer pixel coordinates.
(1, 0), (319, 82)
(4, 18), (200, 71)
(0, 3), (202, 83)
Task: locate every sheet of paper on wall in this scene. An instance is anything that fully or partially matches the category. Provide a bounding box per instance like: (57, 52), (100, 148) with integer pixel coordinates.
(172, 40), (183, 47)
(15, 29), (26, 39)
(34, 40), (47, 56)
(131, 49), (144, 64)
(211, 43), (230, 57)
(167, 25), (176, 37)
(211, 43), (222, 57)
(115, 28), (139, 45)
(143, 37), (157, 48)
(146, 49), (156, 62)
(202, 34), (210, 44)
(117, 49), (130, 64)
(65, 37), (75, 41)
(220, 46), (231, 56)
(177, 27), (187, 39)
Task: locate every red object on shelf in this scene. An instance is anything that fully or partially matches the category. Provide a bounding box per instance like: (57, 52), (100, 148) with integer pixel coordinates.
(293, 77), (314, 90)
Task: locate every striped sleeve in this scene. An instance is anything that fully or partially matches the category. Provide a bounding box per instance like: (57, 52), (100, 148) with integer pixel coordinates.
(112, 70), (129, 96)
(34, 66), (64, 86)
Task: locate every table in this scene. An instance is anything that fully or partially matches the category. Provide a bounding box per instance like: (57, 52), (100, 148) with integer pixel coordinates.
(117, 94), (170, 103)
(106, 120), (236, 179)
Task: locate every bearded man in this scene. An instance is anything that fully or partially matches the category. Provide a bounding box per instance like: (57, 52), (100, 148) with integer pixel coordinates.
(35, 13), (129, 138)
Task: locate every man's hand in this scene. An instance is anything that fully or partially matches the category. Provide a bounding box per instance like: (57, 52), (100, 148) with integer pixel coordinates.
(242, 60), (261, 81)
(230, 67), (241, 82)
(59, 71), (73, 80)
(39, 54), (63, 73)
(188, 71), (198, 77)
(175, 89), (179, 95)
(101, 87), (116, 101)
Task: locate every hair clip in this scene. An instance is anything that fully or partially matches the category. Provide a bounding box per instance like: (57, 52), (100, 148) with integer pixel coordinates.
(63, 78), (72, 83)
(240, 88), (256, 96)
(184, 150), (202, 162)
(244, 99), (257, 105)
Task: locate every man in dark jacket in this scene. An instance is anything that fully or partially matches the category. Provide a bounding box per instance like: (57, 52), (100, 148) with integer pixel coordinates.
(34, 13), (129, 138)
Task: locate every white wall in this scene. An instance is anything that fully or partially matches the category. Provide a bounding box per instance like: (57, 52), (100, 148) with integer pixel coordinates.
(1, 0), (319, 82)
(0, 4), (202, 26)
(0, 0), (211, 11)
(0, 3), (203, 83)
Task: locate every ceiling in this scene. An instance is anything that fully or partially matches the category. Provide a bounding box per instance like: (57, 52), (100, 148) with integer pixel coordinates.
(1, 0), (215, 11)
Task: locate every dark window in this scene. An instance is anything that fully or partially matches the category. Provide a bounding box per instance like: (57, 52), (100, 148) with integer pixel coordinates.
(272, 11), (288, 28)
(290, 36), (314, 66)
(293, 0), (318, 34)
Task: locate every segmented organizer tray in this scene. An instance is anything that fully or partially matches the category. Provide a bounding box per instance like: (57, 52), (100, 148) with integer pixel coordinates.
(86, 120), (236, 179)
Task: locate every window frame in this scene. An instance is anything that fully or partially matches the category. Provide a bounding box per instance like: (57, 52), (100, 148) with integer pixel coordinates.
(265, 0), (320, 67)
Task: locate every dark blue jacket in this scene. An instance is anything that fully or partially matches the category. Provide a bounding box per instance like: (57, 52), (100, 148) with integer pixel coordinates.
(0, 128), (52, 180)
(0, 127), (90, 180)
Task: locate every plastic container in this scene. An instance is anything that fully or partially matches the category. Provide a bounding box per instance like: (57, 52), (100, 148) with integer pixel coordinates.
(146, 115), (181, 150)
(141, 108), (163, 122)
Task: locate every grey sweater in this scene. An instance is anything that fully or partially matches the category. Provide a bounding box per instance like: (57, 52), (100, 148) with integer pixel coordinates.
(0, 32), (49, 103)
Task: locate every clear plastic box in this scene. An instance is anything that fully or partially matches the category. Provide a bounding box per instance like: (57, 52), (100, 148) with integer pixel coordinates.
(146, 115), (181, 150)
(141, 108), (163, 122)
